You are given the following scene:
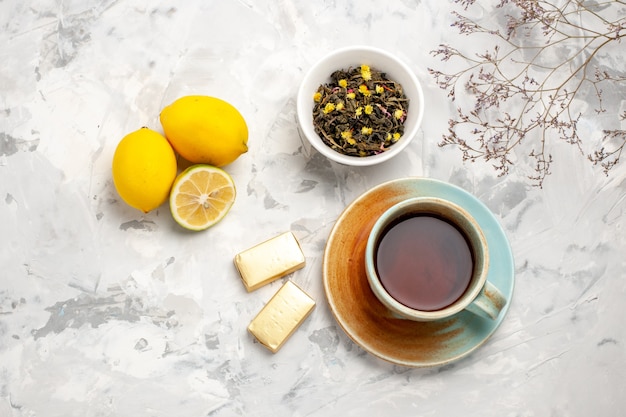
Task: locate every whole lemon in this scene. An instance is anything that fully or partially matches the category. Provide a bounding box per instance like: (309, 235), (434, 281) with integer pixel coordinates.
(159, 96), (248, 167)
(112, 127), (177, 213)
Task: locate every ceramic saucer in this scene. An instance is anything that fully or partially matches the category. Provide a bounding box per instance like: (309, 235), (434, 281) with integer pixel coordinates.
(323, 177), (514, 368)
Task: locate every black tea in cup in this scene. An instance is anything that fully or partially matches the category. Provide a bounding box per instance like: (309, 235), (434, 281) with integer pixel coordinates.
(374, 213), (474, 311)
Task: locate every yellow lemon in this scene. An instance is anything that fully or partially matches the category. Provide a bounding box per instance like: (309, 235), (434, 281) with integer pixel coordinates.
(112, 127), (177, 213)
(160, 96), (248, 167)
(169, 164), (236, 231)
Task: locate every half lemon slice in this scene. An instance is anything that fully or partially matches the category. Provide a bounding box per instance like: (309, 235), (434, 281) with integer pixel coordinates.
(169, 164), (236, 231)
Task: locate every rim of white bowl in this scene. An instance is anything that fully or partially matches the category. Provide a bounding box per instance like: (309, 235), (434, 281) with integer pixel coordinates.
(296, 45), (424, 166)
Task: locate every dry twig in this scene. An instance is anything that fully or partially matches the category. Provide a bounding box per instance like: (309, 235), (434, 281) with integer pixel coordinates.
(429, 0), (626, 186)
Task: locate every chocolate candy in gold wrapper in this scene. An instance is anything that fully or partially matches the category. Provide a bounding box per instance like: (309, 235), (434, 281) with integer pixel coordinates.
(234, 232), (306, 292)
(248, 281), (316, 353)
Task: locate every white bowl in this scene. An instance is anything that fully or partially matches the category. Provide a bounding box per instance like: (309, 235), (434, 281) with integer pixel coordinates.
(296, 46), (424, 166)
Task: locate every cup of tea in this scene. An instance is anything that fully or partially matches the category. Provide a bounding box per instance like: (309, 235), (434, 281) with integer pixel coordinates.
(365, 197), (507, 321)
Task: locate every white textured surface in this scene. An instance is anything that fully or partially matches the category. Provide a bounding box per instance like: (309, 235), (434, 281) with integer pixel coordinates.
(1, 1), (625, 416)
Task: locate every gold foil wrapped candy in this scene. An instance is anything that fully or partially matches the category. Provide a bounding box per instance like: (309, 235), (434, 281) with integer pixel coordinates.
(247, 280), (316, 353)
(234, 232), (306, 292)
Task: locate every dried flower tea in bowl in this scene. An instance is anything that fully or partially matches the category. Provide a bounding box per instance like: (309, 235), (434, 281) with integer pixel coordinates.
(297, 46), (424, 167)
(312, 65), (409, 157)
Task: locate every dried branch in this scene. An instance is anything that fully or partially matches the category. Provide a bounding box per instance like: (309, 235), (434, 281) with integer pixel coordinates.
(428, 0), (626, 186)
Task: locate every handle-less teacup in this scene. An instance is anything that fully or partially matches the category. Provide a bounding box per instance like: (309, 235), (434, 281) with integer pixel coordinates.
(365, 197), (506, 321)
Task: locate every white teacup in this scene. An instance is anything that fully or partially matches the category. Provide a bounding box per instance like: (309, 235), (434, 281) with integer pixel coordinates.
(365, 197), (507, 321)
